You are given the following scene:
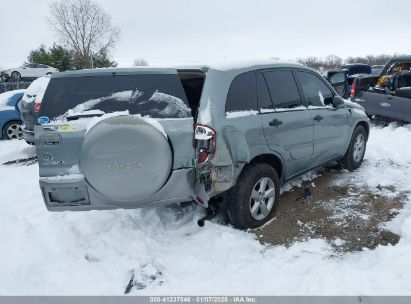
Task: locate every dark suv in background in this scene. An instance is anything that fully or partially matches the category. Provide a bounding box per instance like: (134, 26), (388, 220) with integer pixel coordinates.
(35, 61), (369, 228)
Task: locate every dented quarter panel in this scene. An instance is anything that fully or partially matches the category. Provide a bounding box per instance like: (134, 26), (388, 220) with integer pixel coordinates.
(157, 118), (195, 169)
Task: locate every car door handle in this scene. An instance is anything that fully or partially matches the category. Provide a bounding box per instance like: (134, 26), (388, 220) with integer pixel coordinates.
(314, 115), (324, 122)
(269, 119), (283, 127)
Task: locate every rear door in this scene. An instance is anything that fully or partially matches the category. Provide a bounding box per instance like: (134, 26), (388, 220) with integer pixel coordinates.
(295, 70), (349, 166)
(259, 69), (314, 179)
(35, 71), (196, 177)
(34, 64), (47, 77)
(327, 70), (349, 98)
(23, 64), (37, 77)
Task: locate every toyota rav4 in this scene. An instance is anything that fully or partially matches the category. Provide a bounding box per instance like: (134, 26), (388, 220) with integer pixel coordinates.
(35, 61), (370, 228)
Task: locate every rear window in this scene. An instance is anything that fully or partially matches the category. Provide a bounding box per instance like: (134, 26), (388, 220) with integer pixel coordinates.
(39, 74), (192, 120)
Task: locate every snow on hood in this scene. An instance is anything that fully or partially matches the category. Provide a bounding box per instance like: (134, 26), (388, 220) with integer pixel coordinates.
(0, 89), (25, 112)
(0, 90), (25, 107)
(343, 99), (365, 112)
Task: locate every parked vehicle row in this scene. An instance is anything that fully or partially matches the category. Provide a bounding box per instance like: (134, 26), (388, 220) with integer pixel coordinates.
(1, 63), (57, 82)
(350, 56), (411, 123)
(33, 61), (369, 228)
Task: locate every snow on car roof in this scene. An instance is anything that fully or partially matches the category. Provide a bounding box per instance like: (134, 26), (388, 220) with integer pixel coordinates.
(177, 59), (306, 71)
(51, 59), (309, 78)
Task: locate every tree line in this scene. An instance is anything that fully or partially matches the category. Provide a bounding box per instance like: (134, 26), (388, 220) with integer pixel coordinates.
(297, 54), (396, 70)
(27, 0), (119, 71)
(24, 0), (400, 72)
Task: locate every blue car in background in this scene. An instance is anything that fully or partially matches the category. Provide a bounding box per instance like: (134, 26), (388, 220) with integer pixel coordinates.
(0, 89), (25, 140)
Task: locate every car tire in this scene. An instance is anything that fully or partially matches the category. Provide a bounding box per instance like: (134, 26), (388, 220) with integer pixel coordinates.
(10, 71), (21, 81)
(0, 74), (8, 82)
(226, 163), (280, 229)
(340, 125), (367, 171)
(2, 121), (23, 140)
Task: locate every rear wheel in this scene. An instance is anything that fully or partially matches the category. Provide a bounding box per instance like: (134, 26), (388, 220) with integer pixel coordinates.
(10, 71), (21, 81)
(340, 125), (367, 171)
(227, 163), (280, 229)
(2, 121), (23, 140)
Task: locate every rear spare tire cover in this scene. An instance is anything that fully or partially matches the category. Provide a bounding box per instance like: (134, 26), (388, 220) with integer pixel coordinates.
(81, 116), (172, 202)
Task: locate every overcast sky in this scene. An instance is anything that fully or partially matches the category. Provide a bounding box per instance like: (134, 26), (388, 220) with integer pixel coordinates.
(1, 0), (410, 69)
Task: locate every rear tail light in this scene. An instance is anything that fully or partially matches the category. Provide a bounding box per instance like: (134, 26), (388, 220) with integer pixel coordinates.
(195, 196), (205, 204)
(351, 82), (357, 97)
(34, 100), (41, 113)
(194, 124), (216, 165)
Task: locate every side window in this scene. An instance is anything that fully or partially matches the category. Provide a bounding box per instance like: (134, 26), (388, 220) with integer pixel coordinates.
(263, 70), (302, 109)
(297, 71), (334, 106)
(256, 73), (273, 109)
(27, 64), (36, 68)
(226, 72), (257, 113)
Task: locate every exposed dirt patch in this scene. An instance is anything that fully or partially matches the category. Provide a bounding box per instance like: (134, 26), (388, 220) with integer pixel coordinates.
(2, 155), (37, 166)
(253, 168), (407, 252)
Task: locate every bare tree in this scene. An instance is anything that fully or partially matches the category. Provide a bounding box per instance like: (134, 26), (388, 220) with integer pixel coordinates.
(133, 58), (149, 66)
(48, 0), (120, 69)
(325, 55), (342, 69)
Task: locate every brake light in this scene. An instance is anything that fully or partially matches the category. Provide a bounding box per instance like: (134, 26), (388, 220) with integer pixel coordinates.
(194, 124), (216, 165)
(197, 148), (209, 164)
(351, 82), (357, 97)
(34, 101), (42, 113)
(195, 196), (205, 204)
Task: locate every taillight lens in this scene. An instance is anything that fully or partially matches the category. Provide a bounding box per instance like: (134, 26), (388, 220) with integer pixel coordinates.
(350, 82), (357, 97)
(194, 124), (216, 165)
(34, 101), (42, 113)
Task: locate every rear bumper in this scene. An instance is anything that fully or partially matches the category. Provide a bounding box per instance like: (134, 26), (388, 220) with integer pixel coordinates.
(40, 168), (196, 211)
(22, 127), (35, 144)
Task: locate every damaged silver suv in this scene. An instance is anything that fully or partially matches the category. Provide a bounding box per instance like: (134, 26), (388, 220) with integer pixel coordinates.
(35, 61), (370, 228)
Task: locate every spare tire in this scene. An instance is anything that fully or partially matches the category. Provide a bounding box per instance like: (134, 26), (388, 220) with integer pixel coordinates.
(80, 116), (172, 202)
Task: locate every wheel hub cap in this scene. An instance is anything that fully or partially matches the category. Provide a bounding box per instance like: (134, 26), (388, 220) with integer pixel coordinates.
(250, 177), (275, 221)
(353, 134), (365, 163)
(6, 123), (22, 139)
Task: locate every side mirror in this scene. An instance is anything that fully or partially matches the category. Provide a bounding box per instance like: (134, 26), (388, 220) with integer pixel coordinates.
(332, 96), (345, 108)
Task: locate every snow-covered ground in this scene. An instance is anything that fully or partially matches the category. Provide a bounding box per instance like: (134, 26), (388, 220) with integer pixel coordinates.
(0, 123), (410, 295)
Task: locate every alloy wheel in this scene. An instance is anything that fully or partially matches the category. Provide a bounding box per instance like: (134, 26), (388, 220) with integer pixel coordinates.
(249, 177), (276, 220)
(6, 123), (23, 139)
(353, 133), (365, 163)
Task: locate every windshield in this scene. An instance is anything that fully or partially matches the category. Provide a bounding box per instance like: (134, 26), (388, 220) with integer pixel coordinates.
(39, 74), (192, 121)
